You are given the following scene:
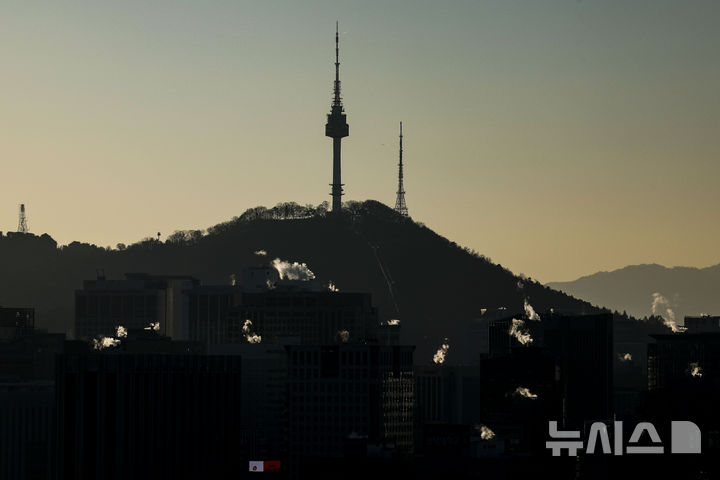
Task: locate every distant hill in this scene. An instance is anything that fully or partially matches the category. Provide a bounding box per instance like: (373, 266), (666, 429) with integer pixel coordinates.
(0, 200), (649, 364)
(548, 263), (720, 325)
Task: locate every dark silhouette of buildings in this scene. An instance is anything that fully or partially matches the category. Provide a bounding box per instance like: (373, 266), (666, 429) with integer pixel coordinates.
(74, 273), (199, 341)
(0, 306), (35, 341)
(186, 284), (243, 345)
(543, 313), (613, 429)
(325, 22), (349, 213)
(228, 287), (378, 345)
(0, 381), (54, 480)
(285, 344), (414, 468)
(55, 353), (244, 480)
(648, 332), (720, 390)
(684, 315), (720, 333)
(394, 122), (408, 216)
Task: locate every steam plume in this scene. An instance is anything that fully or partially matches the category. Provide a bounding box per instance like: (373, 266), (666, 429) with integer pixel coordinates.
(509, 319), (534, 345)
(93, 336), (120, 351)
(524, 299), (541, 321)
(386, 319), (400, 326)
(689, 362), (703, 378)
(272, 258), (316, 281)
(242, 319), (262, 344)
(651, 293), (686, 333)
(618, 353), (632, 362)
(328, 280), (339, 292)
(144, 322), (160, 331)
(338, 329), (350, 343)
(513, 386), (538, 399)
(475, 424), (495, 440)
(433, 339), (450, 364)
(254, 249), (267, 256)
(116, 325), (127, 338)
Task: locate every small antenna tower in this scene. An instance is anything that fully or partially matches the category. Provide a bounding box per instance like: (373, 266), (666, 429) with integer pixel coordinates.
(17, 204), (28, 233)
(394, 122), (409, 216)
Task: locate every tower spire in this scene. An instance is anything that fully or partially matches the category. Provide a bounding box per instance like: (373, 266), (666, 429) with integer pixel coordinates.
(333, 21), (341, 107)
(17, 204), (28, 233)
(325, 22), (349, 212)
(394, 122), (408, 216)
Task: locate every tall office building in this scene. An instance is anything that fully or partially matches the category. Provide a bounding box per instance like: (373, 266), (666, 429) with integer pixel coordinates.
(543, 313), (613, 429)
(74, 273), (199, 341)
(55, 353), (243, 480)
(286, 344), (414, 467)
(228, 288), (379, 345)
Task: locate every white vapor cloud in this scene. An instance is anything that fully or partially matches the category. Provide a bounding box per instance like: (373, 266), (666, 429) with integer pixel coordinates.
(433, 339), (450, 364)
(651, 293), (687, 333)
(242, 319), (262, 344)
(509, 319), (534, 345)
(513, 386), (538, 399)
(272, 258), (316, 281)
(475, 424), (495, 440)
(93, 336), (120, 351)
(524, 299), (541, 321)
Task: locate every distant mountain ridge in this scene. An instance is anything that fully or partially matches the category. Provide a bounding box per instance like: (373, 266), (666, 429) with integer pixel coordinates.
(548, 263), (720, 324)
(0, 200), (632, 364)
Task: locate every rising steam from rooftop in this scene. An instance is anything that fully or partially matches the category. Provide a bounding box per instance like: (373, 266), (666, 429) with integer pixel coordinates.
(272, 258), (316, 281)
(93, 336), (120, 351)
(242, 319), (262, 344)
(433, 339), (450, 364)
(524, 299), (541, 321)
(513, 386), (538, 399)
(509, 319), (533, 345)
(475, 424), (495, 440)
(651, 293), (687, 333)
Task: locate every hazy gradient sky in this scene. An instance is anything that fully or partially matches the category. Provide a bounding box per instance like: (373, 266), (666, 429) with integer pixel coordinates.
(1, 1), (718, 282)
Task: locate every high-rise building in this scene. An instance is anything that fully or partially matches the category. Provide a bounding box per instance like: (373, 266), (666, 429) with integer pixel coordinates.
(74, 273), (199, 341)
(684, 315), (720, 333)
(648, 332), (720, 390)
(0, 306), (35, 341)
(285, 344), (414, 467)
(543, 313), (613, 429)
(209, 343), (289, 462)
(228, 288), (379, 345)
(55, 353), (244, 479)
(0, 381), (54, 480)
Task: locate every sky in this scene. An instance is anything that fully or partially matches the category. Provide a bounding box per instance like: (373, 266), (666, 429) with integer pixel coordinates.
(1, 0), (718, 282)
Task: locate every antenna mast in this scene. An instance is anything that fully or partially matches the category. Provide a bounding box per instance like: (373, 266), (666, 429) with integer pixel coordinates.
(394, 123), (408, 216)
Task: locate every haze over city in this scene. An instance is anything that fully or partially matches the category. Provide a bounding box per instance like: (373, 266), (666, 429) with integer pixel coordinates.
(1, 0), (718, 282)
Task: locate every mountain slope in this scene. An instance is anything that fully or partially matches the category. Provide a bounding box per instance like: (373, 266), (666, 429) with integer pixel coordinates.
(1, 200), (608, 364)
(548, 263), (720, 324)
